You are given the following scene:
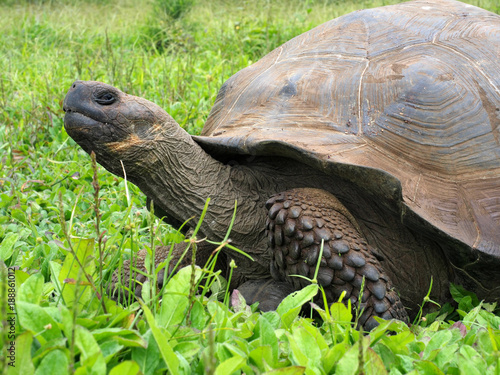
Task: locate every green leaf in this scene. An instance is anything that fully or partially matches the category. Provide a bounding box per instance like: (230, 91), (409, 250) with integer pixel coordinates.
(249, 346), (275, 372)
(108, 361), (141, 375)
(422, 330), (452, 360)
(434, 343), (458, 369)
(6, 332), (35, 375)
(458, 345), (486, 374)
(449, 283), (479, 308)
(158, 266), (201, 327)
(33, 349), (69, 375)
(330, 301), (353, 324)
(286, 332), (308, 367)
(58, 238), (95, 308)
(335, 342), (359, 375)
(174, 341), (201, 361)
(414, 360), (445, 375)
(16, 301), (62, 345)
(0, 193), (14, 209)
(11, 208), (28, 225)
(254, 315), (279, 363)
(190, 299), (209, 331)
(207, 301), (234, 342)
(214, 355), (245, 375)
(364, 347), (388, 375)
(140, 302), (180, 375)
(371, 343), (396, 370)
(277, 284), (318, 316)
(0, 232), (19, 261)
(74, 325), (106, 375)
(291, 325), (321, 366)
(92, 328), (147, 348)
(17, 272), (44, 304)
(100, 340), (124, 362)
(263, 367), (306, 375)
(277, 284), (318, 329)
(132, 330), (163, 375)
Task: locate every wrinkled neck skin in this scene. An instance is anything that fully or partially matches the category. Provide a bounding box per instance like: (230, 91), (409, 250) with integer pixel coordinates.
(119, 119), (269, 270)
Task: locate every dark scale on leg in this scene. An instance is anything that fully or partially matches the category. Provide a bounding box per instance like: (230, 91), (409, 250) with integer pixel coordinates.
(266, 188), (409, 330)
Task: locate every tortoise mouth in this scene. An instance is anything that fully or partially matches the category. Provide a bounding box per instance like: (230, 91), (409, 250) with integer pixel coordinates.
(64, 110), (103, 130)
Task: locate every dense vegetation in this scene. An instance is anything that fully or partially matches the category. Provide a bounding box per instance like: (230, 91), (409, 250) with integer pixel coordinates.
(1, 0), (500, 374)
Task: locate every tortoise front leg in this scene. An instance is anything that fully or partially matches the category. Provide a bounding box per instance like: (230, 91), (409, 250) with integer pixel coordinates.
(109, 239), (224, 303)
(266, 188), (409, 330)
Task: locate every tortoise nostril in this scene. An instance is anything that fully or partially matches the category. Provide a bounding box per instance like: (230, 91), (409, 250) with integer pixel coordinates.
(72, 84), (76, 88)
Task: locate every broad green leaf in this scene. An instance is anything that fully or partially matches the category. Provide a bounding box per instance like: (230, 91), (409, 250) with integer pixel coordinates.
(371, 343), (396, 370)
(280, 306), (302, 330)
(0, 193), (14, 209)
(100, 340), (124, 363)
(214, 355), (245, 375)
(17, 272), (44, 304)
(286, 332), (308, 367)
(0, 233), (19, 261)
(364, 347), (388, 375)
(207, 301), (234, 342)
(58, 238), (95, 308)
(109, 361), (141, 375)
(414, 360), (445, 375)
(291, 326), (321, 366)
(254, 315), (279, 363)
(174, 341), (201, 361)
(322, 342), (348, 374)
(277, 284), (318, 317)
(217, 342), (233, 363)
(74, 325), (106, 375)
(335, 342), (359, 375)
(33, 349), (69, 375)
(449, 283), (479, 307)
(249, 346), (275, 372)
(397, 354), (418, 373)
(261, 311), (281, 330)
(277, 284), (318, 329)
(31, 337), (68, 365)
(141, 302), (180, 375)
(330, 302), (352, 324)
(299, 320), (328, 352)
(6, 332), (34, 375)
(458, 345), (486, 373)
(190, 299), (209, 331)
(16, 301), (62, 345)
(92, 328), (147, 348)
(263, 367), (306, 375)
(158, 266), (201, 327)
(422, 330), (452, 360)
(132, 330), (163, 375)
(434, 343), (458, 369)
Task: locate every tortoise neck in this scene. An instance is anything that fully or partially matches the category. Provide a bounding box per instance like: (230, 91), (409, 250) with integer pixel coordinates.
(132, 121), (265, 245)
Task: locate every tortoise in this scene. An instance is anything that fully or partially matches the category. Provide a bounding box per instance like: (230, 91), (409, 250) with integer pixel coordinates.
(63, 0), (500, 330)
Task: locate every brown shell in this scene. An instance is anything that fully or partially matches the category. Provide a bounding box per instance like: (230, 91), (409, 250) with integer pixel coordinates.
(195, 0), (500, 254)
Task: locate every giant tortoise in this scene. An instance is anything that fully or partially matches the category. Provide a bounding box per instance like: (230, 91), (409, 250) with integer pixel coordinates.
(63, 0), (500, 329)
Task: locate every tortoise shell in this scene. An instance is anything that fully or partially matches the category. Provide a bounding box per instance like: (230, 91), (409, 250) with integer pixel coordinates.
(195, 0), (500, 260)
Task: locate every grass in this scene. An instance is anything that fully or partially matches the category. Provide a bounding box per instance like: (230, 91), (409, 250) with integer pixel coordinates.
(1, 0), (500, 373)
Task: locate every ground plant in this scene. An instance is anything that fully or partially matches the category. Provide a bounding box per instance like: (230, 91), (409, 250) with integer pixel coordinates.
(1, 0), (500, 373)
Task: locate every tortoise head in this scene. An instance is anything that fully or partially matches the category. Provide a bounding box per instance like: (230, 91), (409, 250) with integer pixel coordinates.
(63, 80), (172, 177)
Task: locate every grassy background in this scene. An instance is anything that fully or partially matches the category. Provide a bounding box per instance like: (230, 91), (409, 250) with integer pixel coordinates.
(1, 0), (500, 374)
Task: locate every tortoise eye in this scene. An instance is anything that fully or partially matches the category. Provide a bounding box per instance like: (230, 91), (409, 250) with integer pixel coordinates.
(95, 91), (116, 105)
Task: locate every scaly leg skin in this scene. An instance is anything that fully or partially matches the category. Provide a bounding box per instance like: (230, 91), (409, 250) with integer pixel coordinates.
(266, 188), (409, 331)
(109, 240), (223, 303)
